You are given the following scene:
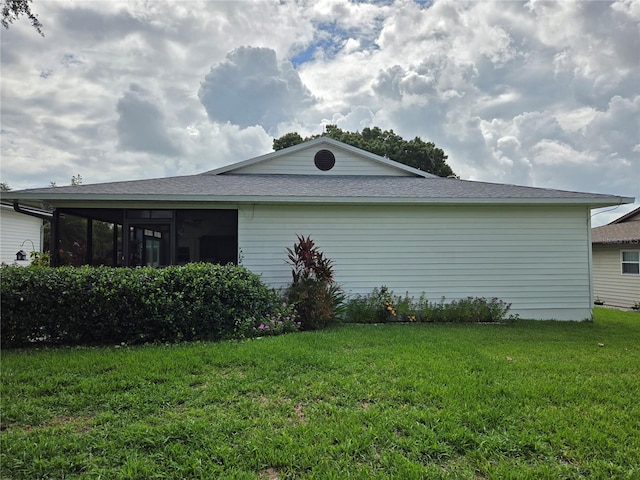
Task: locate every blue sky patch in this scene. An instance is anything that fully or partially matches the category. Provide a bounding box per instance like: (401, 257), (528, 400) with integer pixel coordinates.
(291, 22), (345, 67)
(291, 18), (385, 68)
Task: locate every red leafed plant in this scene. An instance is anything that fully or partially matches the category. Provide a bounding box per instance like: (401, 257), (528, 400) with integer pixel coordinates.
(286, 234), (334, 284)
(285, 235), (342, 330)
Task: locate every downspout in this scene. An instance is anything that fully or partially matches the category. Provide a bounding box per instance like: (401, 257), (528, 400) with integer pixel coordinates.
(12, 202), (53, 221)
(586, 208), (594, 321)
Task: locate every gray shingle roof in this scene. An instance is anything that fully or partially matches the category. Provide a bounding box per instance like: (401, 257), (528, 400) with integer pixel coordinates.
(592, 222), (640, 243)
(592, 207), (640, 243)
(2, 174), (632, 207)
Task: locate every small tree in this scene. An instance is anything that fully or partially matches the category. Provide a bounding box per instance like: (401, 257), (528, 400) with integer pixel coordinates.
(285, 235), (341, 330)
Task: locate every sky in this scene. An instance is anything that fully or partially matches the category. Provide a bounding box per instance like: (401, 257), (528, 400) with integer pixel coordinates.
(1, 0), (638, 226)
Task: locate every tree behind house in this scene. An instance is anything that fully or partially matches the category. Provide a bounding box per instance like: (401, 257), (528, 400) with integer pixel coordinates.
(273, 125), (455, 178)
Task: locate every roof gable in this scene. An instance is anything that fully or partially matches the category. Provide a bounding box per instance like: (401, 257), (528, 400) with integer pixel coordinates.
(610, 206), (640, 224)
(204, 137), (436, 178)
(592, 206), (640, 243)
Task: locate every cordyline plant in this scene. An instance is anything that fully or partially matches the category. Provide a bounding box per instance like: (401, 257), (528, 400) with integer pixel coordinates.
(285, 235), (342, 330)
(286, 234), (334, 283)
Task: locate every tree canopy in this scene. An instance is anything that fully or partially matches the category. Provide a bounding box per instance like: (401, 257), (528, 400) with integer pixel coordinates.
(1, 0), (43, 35)
(273, 125), (455, 178)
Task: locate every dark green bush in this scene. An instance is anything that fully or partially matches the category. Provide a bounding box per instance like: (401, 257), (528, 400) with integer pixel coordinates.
(287, 278), (335, 331)
(0, 263), (277, 348)
(343, 288), (518, 324)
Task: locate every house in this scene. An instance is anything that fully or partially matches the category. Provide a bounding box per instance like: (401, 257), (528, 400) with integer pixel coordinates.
(0, 203), (45, 266)
(1, 137), (634, 320)
(591, 207), (640, 309)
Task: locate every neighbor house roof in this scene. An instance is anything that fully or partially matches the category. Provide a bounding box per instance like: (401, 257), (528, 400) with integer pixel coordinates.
(592, 206), (640, 244)
(609, 206), (640, 224)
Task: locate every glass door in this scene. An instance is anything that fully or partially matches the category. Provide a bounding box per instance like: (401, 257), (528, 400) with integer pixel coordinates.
(128, 224), (171, 267)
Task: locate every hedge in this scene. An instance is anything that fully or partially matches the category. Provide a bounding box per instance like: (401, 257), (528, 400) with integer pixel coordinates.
(1, 263), (279, 348)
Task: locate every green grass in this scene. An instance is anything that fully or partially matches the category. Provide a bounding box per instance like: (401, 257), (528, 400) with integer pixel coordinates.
(2, 307), (639, 479)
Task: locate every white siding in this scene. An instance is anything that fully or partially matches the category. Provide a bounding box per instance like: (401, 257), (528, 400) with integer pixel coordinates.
(239, 204), (593, 321)
(592, 245), (640, 308)
(0, 207), (43, 266)
(231, 145), (413, 176)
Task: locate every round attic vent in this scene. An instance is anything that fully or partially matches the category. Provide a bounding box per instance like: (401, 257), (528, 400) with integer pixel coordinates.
(314, 149), (336, 171)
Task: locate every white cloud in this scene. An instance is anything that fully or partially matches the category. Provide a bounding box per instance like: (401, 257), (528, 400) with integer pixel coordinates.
(328, 106), (376, 132)
(554, 107), (598, 134)
(198, 46), (316, 134)
(531, 139), (595, 167)
(116, 83), (181, 156)
(0, 0), (637, 225)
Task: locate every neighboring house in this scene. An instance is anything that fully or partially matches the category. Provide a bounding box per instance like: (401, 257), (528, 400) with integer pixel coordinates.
(591, 207), (640, 309)
(2, 138), (635, 320)
(0, 203), (45, 266)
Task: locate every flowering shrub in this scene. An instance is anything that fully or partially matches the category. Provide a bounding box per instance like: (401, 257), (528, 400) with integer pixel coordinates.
(240, 301), (301, 337)
(344, 286), (412, 323)
(343, 288), (518, 323)
(380, 286), (397, 320)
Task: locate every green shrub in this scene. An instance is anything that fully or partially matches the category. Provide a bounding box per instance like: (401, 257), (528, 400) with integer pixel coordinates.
(287, 278), (335, 330)
(343, 287), (414, 323)
(343, 287), (517, 323)
(0, 263), (279, 348)
(29, 251), (50, 267)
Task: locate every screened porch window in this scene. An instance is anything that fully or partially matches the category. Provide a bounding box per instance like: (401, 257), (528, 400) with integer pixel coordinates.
(621, 250), (639, 275)
(53, 208), (237, 267)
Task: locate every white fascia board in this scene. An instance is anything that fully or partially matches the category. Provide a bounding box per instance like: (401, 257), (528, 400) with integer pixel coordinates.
(234, 195), (634, 207)
(34, 194), (635, 208)
(204, 137), (434, 178)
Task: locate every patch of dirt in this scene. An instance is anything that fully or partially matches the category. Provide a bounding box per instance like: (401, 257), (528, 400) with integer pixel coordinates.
(260, 467), (280, 480)
(5, 415), (94, 434)
(49, 415), (93, 433)
(293, 402), (306, 423)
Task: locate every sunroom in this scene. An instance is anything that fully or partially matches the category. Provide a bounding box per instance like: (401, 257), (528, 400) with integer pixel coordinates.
(50, 207), (237, 267)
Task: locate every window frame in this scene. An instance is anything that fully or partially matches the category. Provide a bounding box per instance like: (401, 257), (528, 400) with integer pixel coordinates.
(621, 249), (640, 275)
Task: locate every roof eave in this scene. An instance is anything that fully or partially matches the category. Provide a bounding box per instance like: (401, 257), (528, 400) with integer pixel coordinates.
(592, 239), (640, 245)
(8, 194), (633, 208)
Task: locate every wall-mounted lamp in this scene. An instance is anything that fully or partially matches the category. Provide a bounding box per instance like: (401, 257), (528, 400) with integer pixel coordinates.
(15, 239), (36, 262)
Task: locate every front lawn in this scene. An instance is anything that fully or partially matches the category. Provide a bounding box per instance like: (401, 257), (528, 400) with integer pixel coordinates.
(2, 308), (639, 479)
